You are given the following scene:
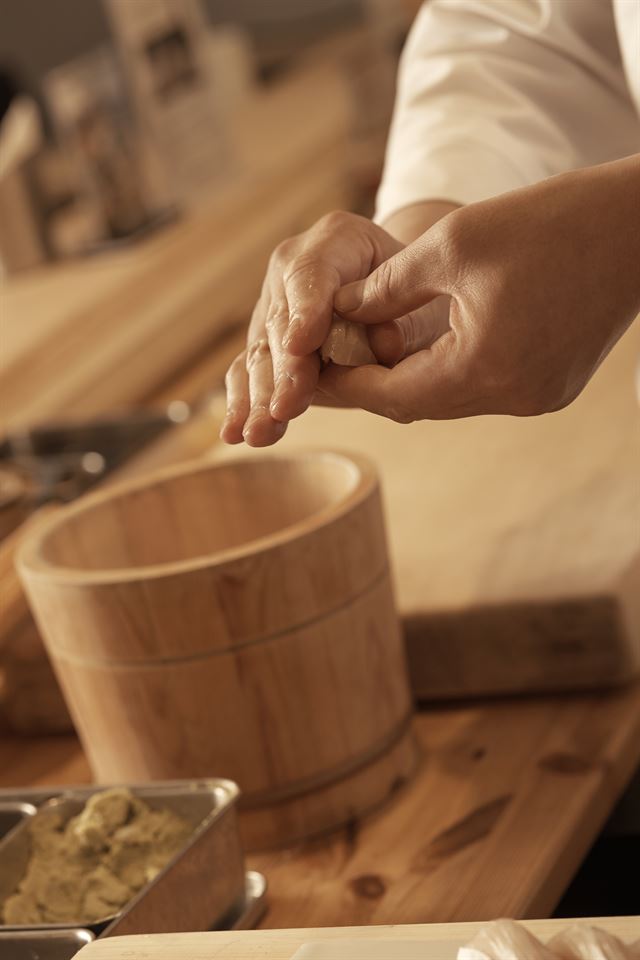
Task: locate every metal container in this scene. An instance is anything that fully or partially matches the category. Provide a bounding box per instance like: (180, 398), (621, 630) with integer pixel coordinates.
(0, 929), (94, 959)
(0, 803), (37, 843)
(0, 780), (246, 938)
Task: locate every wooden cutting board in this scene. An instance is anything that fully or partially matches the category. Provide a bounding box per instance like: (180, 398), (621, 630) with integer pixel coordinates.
(212, 321), (640, 699)
(75, 917), (640, 959)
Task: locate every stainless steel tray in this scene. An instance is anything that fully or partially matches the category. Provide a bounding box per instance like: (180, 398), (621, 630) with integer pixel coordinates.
(0, 873), (266, 960)
(0, 781), (247, 938)
(228, 870), (267, 931)
(0, 803), (37, 843)
(0, 928), (94, 959)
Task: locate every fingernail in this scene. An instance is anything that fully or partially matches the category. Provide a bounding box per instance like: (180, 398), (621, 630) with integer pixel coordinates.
(274, 369), (293, 404)
(271, 380), (291, 419)
(286, 311), (307, 348)
(270, 396), (285, 420)
(335, 282), (363, 315)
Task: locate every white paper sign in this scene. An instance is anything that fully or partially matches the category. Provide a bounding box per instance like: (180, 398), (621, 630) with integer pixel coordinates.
(105, 0), (230, 208)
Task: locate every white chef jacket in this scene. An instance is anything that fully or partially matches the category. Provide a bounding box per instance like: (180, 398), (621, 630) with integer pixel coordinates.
(376, 0), (640, 222)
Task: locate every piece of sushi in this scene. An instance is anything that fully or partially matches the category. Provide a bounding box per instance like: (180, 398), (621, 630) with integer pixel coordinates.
(320, 317), (376, 367)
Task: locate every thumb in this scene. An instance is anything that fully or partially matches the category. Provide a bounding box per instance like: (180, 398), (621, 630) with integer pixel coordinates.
(369, 295), (451, 366)
(334, 234), (449, 325)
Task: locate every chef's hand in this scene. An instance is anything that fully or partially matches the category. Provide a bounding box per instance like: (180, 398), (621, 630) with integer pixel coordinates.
(318, 155), (640, 421)
(220, 213), (406, 447)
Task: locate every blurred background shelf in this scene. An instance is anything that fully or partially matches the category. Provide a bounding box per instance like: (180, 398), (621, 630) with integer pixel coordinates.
(1, 61), (352, 431)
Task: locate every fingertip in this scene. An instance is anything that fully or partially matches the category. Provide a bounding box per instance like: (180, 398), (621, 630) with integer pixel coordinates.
(334, 280), (364, 317)
(270, 393), (312, 422)
(219, 416), (245, 445)
(269, 396), (288, 422)
(219, 408), (246, 444)
(242, 416), (287, 447)
(368, 321), (404, 367)
(270, 376), (315, 422)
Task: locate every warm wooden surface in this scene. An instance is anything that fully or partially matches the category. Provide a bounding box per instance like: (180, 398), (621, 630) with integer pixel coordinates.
(213, 320), (640, 699)
(18, 454), (414, 850)
(2, 683), (640, 926)
(75, 917), (640, 959)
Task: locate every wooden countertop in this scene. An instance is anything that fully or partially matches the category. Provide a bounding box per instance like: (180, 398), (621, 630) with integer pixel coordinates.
(2, 683), (640, 927)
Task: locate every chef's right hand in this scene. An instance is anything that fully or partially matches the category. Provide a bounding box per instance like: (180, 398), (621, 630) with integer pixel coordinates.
(220, 212), (406, 447)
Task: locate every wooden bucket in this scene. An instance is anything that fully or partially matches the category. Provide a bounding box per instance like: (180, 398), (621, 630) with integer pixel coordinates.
(18, 452), (416, 849)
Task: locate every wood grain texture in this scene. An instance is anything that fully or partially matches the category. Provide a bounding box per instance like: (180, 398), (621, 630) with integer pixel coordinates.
(2, 684), (639, 927)
(212, 319), (640, 698)
(18, 453), (415, 849)
(73, 917), (640, 960)
(250, 685), (640, 927)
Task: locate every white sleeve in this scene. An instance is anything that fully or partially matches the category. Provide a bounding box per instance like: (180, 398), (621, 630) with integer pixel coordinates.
(376, 0), (640, 222)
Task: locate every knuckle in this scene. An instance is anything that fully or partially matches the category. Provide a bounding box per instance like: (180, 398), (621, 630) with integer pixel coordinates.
(264, 304), (288, 333)
(283, 252), (316, 284)
(370, 259), (396, 304)
(270, 237), (296, 268)
(246, 338), (270, 369)
(318, 209), (352, 231)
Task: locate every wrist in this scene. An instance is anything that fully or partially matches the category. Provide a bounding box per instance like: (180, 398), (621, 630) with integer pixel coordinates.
(380, 199), (461, 244)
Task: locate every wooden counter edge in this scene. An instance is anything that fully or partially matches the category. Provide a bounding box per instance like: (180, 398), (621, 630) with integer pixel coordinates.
(76, 917), (640, 958)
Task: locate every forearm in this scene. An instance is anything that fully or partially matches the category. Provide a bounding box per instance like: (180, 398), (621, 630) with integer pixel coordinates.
(381, 199), (460, 244)
(582, 152), (640, 328)
(383, 153), (640, 320)
(376, 1), (639, 229)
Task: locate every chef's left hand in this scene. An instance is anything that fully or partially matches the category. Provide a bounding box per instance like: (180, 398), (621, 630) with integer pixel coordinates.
(220, 212), (405, 447)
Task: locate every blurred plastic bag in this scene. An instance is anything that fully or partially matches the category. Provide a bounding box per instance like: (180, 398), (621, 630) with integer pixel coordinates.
(549, 925), (634, 959)
(457, 919), (556, 960)
(457, 919), (637, 960)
